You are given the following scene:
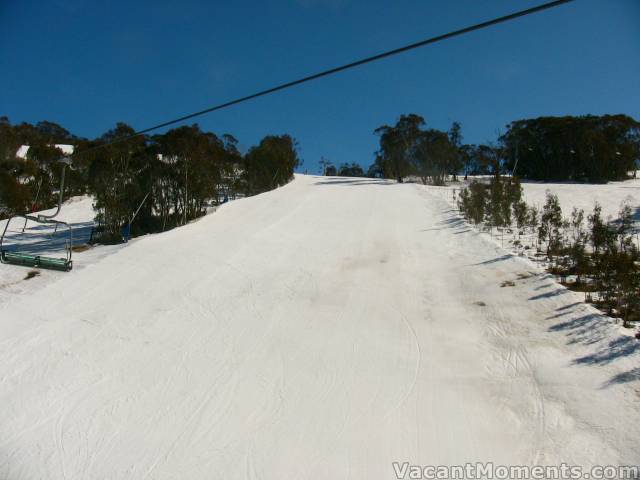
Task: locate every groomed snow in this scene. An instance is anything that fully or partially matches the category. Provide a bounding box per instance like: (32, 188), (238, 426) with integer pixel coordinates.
(0, 175), (638, 479)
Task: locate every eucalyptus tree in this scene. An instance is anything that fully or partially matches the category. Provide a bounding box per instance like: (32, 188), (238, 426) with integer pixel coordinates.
(374, 114), (425, 182)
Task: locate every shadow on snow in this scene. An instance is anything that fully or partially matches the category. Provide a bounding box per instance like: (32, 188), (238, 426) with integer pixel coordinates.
(1, 220), (94, 256)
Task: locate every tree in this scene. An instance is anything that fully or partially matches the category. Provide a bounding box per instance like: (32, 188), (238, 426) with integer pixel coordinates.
(588, 203), (607, 255)
(337, 163), (364, 177)
(539, 191), (563, 257)
(85, 122), (149, 241)
(243, 134), (300, 195)
(501, 114), (640, 182)
(513, 199), (529, 237)
(467, 181), (487, 226)
(616, 202), (635, 252)
(460, 144), (475, 180)
(447, 121), (463, 181)
(486, 177), (506, 234)
(374, 114), (425, 182)
(414, 129), (457, 185)
(366, 162), (383, 178)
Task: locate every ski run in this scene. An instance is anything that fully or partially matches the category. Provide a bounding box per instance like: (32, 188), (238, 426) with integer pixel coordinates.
(1, 174), (638, 479)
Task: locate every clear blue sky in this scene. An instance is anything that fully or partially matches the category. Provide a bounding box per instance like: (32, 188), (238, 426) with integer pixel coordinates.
(1, 0), (639, 173)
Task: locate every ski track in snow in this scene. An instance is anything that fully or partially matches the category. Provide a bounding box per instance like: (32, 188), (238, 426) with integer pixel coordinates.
(0, 175), (639, 479)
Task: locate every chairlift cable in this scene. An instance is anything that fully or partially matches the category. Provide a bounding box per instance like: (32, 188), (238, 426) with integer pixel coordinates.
(68, 0), (576, 161)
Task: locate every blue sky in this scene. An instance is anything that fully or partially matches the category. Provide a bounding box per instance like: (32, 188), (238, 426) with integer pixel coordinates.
(1, 0), (639, 173)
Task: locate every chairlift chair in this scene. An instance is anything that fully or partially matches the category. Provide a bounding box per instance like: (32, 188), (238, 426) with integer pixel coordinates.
(0, 158), (74, 272)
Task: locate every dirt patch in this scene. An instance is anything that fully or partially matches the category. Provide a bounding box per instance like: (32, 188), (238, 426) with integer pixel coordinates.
(516, 272), (536, 280)
(473, 301), (486, 307)
(72, 244), (91, 253)
(24, 270), (40, 280)
(501, 280), (516, 287)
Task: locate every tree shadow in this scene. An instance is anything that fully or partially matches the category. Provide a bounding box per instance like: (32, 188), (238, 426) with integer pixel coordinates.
(547, 307), (640, 389)
(471, 254), (513, 266)
(573, 336), (640, 366)
(545, 310), (572, 320)
(556, 301), (583, 311)
(421, 217), (467, 232)
(533, 283), (555, 291)
(2, 220), (94, 256)
(601, 367), (640, 388)
(548, 313), (607, 346)
(528, 288), (570, 301)
(313, 178), (393, 186)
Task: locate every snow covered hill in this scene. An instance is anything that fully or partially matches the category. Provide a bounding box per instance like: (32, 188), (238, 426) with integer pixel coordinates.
(0, 175), (638, 479)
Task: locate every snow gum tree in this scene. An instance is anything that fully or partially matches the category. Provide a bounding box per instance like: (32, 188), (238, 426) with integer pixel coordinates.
(539, 191), (563, 257)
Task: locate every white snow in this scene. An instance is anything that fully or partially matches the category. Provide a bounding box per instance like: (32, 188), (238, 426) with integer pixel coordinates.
(15, 144), (75, 160)
(434, 176), (640, 221)
(15, 145), (30, 159)
(0, 175), (638, 479)
(520, 178), (640, 220)
(0, 196), (123, 303)
(0, 195), (96, 251)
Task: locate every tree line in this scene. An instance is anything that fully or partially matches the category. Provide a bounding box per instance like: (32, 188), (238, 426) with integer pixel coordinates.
(457, 176), (640, 327)
(501, 115), (640, 182)
(0, 116), (300, 242)
(369, 113), (639, 184)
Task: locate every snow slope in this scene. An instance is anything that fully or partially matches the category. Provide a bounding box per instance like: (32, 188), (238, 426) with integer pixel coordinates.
(0, 175), (638, 479)
(0, 195), (96, 232)
(0, 196), (121, 304)
(0, 195), (97, 258)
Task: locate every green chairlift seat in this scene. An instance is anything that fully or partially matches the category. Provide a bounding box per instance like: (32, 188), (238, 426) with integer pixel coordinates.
(0, 215), (73, 272)
(1, 251), (72, 271)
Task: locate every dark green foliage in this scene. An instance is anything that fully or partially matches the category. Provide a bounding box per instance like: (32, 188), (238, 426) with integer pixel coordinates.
(588, 203), (607, 255)
(513, 196), (529, 235)
(459, 180), (487, 226)
(457, 144), (502, 178)
(0, 169), (30, 217)
(414, 129), (458, 185)
(539, 192), (563, 257)
(501, 114), (640, 182)
(366, 163), (383, 178)
(373, 115), (463, 185)
(337, 163), (364, 177)
(373, 114), (425, 182)
(243, 134), (299, 195)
